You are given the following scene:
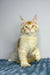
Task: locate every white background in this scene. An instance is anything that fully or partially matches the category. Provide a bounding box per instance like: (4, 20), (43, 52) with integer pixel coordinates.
(0, 0), (50, 59)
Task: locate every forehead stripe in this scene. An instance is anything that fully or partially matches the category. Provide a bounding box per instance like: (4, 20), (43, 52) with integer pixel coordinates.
(26, 22), (32, 25)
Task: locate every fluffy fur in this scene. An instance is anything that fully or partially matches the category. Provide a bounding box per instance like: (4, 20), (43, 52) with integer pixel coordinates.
(8, 15), (41, 67)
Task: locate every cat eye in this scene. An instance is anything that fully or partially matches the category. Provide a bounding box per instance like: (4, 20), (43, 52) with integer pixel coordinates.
(32, 25), (34, 27)
(25, 26), (29, 28)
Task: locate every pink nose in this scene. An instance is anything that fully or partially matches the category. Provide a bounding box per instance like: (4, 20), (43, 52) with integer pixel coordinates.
(29, 29), (31, 31)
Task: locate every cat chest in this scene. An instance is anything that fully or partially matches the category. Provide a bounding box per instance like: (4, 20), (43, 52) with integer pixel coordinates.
(20, 37), (37, 48)
(28, 38), (37, 48)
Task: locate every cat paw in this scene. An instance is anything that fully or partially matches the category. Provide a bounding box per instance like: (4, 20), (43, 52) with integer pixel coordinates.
(36, 56), (41, 61)
(8, 59), (13, 62)
(21, 63), (31, 67)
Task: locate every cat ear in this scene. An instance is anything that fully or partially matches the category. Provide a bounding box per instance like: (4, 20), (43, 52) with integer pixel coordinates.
(32, 15), (37, 24)
(20, 16), (25, 25)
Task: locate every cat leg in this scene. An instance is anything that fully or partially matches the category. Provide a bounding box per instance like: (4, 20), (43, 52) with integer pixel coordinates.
(18, 48), (31, 67)
(31, 47), (41, 61)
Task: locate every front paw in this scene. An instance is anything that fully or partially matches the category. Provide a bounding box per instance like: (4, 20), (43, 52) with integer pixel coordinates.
(21, 62), (31, 67)
(36, 55), (41, 61)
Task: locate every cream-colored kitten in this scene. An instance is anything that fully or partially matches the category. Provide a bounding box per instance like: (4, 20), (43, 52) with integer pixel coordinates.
(8, 15), (41, 67)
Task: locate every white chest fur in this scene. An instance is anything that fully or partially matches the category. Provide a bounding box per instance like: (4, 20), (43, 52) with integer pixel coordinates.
(19, 33), (38, 53)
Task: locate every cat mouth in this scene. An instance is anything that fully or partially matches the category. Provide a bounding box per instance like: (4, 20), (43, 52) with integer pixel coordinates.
(25, 31), (35, 34)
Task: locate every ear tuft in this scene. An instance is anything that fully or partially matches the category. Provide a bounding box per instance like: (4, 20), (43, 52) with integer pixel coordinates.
(20, 16), (25, 25)
(32, 15), (37, 24)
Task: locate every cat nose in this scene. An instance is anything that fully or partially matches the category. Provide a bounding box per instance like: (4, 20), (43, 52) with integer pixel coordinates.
(29, 29), (31, 31)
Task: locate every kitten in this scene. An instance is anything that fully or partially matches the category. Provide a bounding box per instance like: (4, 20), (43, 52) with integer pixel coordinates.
(8, 15), (41, 67)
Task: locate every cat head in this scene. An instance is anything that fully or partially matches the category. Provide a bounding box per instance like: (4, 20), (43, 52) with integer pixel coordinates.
(20, 15), (38, 34)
